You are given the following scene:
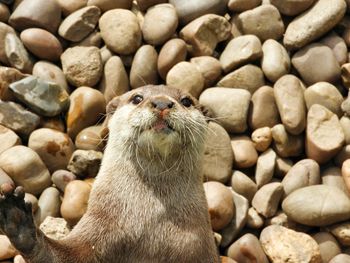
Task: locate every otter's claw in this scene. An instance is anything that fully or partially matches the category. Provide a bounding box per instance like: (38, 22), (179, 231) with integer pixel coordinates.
(0, 183), (37, 255)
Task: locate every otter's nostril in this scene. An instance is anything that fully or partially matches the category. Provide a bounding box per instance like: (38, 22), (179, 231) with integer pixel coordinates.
(168, 102), (174, 109)
(152, 100), (174, 110)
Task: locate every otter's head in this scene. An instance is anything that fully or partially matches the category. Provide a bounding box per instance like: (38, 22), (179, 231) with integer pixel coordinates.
(102, 85), (208, 162)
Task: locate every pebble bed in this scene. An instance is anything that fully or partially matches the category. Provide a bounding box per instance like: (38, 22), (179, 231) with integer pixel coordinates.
(1, 0), (350, 262)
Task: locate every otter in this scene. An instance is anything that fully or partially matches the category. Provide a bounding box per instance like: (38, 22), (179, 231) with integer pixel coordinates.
(0, 85), (220, 263)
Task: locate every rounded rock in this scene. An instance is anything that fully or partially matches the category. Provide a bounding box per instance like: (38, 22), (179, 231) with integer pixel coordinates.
(271, 124), (304, 158)
(251, 127), (272, 152)
(313, 232), (341, 263)
(0, 235), (16, 260)
(252, 182), (283, 218)
(35, 187), (61, 224)
(0, 4), (10, 23)
(231, 170), (257, 203)
(228, 0), (261, 12)
(329, 254), (350, 263)
(190, 56), (222, 88)
(51, 170), (76, 192)
(0, 124), (21, 155)
(87, 0), (132, 11)
(255, 148), (277, 188)
(270, 0), (316, 16)
(231, 136), (258, 169)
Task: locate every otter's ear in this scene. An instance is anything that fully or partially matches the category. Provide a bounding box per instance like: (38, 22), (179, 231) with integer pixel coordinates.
(100, 97), (120, 139)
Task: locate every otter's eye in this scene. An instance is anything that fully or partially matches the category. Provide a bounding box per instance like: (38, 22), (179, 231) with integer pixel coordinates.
(131, 95), (143, 105)
(180, 97), (193, 107)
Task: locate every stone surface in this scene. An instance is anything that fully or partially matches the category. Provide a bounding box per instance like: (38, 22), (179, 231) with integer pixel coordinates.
(0, 22), (15, 65)
(255, 148), (276, 188)
(39, 216), (71, 240)
(320, 32), (348, 66)
(0, 235), (17, 260)
(231, 136), (258, 169)
(61, 46), (103, 87)
(9, 76), (69, 117)
(252, 182), (283, 218)
(199, 88), (251, 133)
(329, 222), (350, 247)
(231, 170), (257, 203)
(282, 185), (350, 226)
(270, 0), (316, 16)
(251, 127), (272, 152)
(0, 145), (51, 195)
(75, 125), (104, 151)
(329, 254), (350, 263)
(260, 225), (322, 263)
(57, 0), (87, 17)
(306, 104), (345, 164)
(246, 207), (264, 229)
(51, 170), (76, 192)
(322, 166), (349, 196)
(0, 66), (26, 101)
(67, 149), (103, 178)
(35, 187), (61, 224)
(0, 3), (10, 23)
(99, 9), (141, 55)
(313, 232), (341, 263)
(283, 0), (346, 50)
(228, 0), (261, 12)
(87, 0), (132, 11)
(190, 56), (222, 88)
(0, 124), (21, 155)
(271, 124), (304, 158)
(342, 159), (350, 194)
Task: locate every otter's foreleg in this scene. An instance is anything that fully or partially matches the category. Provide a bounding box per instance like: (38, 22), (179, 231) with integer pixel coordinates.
(0, 184), (87, 263)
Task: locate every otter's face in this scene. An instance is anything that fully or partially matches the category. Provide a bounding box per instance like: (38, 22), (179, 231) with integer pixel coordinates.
(106, 85), (208, 159)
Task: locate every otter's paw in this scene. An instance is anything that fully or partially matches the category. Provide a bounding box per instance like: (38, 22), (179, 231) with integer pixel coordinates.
(0, 183), (37, 254)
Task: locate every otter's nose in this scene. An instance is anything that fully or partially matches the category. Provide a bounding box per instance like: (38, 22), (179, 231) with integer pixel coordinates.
(151, 98), (174, 111)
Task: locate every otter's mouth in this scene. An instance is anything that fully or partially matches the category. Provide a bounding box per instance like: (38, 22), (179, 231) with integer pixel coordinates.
(151, 119), (175, 134)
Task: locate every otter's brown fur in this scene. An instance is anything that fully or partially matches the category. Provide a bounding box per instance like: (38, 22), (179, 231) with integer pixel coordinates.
(0, 85), (220, 263)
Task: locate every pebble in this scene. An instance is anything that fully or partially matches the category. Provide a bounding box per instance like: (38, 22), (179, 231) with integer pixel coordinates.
(0, 145), (51, 195)
(237, 5), (284, 42)
(320, 32), (348, 66)
(252, 182), (283, 218)
(271, 124), (304, 158)
(190, 56), (222, 88)
(231, 170), (257, 203)
(219, 34), (262, 73)
(35, 187), (61, 224)
(322, 166), (349, 196)
(99, 9), (141, 55)
(130, 45), (158, 89)
(166, 61), (204, 98)
(75, 125), (104, 151)
(9, 0), (61, 33)
(281, 159), (320, 197)
(282, 185), (350, 226)
(0, 3), (10, 23)
(28, 128), (75, 173)
(203, 182), (234, 231)
(329, 222), (350, 247)
(255, 148), (276, 188)
(0, 235), (16, 260)
(228, 0), (261, 12)
(313, 232), (341, 263)
(199, 88), (251, 133)
(0, 22), (15, 64)
(136, 0), (166, 11)
(251, 127), (272, 152)
(342, 159), (350, 193)
(51, 170), (76, 192)
(66, 86), (106, 139)
(335, 145), (350, 166)
(61, 180), (92, 226)
(61, 46), (103, 87)
(275, 157), (293, 178)
(283, 0), (346, 50)
(270, 0), (316, 16)
(231, 136), (258, 169)
(87, 0), (132, 12)
(274, 75), (306, 135)
(20, 28), (62, 62)
(24, 192), (38, 213)
(340, 117), (350, 144)
(9, 76), (70, 117)
(329, 254), (350, 263)
(0, 66), (26, 101)
(72, 30), (102, 47)
(57, 0), (87, 17)
(0, 124), (21, 154)
(0, 168), (14, 186)
(157, 38), (187, 80)
(180, 14), (231, 57)
(306, 104), (345, 164)
(39, 216), (70, 240)
(260, 225), (322, 263)
(67, 149), (103, 178)
(142, 4), (178, 46)
(246, 207), (264, 229)
(202, 122), (233, 183)
(261, 39), (290, 83)
(0, 100), (40, 137)
(217, 64), (265, 94)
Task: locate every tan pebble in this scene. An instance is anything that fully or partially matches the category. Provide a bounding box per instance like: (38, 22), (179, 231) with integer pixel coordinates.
(221, 256), (237, 263)
(32, 61), (69, 92)
(61, 46), (102, 87)
(281, 159), (320, 197)
(260, 225), (322, 263)
(52, 170), (76, 192)
(274, 75), (306, 135)
(251, 127), (272, 152)
(0, 65), (26, 101)
(265, 211), (299, 230)
(282, 185), (350, 226)
(199, 88), (251, 133)
(57, 0), (87, 17)
(14, 255), (27, 263)
(157, 38), (187, 80)
(142, 4), (178, 46)
(67, 86), (106, 139)
(249, 86), (280, 130)
(202, 122), (233, 183)
(231, 136), (258, 169)
(271, 124), (304, 158)
(246, 207), (264, 229)
(0, 235), (17, 260)
(28, 128), (75, 173)
(341, 63), (350, 89)
(340, 117), (350, 145)
(61, 180), (92, 226)
(87, 0), (132, 11)
(130, 45), (158, 89)
(35, 187), (61, 224)
(342, 159), (350, 194)
(59, 6), (101, 42)
(313, 232), (341, 263)
(322, 166), (349, 196)
(261, 39), (290, 82)
(180, 14), (231, 57)
(231, 170), (257, 203)
(283, 0), (346, 50)
(292, 43), (341, 85)
(39, 216), (71, 240)
(190, 56), (222, 88)
(237, 5), (284, 41)
(203, 181), (234, 231)
(136, 0), (167, 11)
(99, 9), (141, 55)
(329, 254), (350, 263)
(255, 148), (276, 188)
(100, 46), (113, 65)
(0, 22), (15, 65)
(329, 222), (350, 247)
(24, 192), (38, 213)
(219, 34), (262, 73)
(166, 61), (204, 98)
(228, 0), (261, 12)
(39, 117), (66, 133)
(270, 0), (316, 16)
(0, 124), (21, 155)
(217, 64), (265, 94)
(0, 168), (14, 188)
(75, 125), (104, 151)
(306, 104), (345, 164)
(320, 32), (348, 66)
(20, 28), (62, 62)
(67, 149), (103, 178)
(0, 145), (51, 195)
(335, 145), (350, 167)
(275, 157), (293, 178)
(252, 182), (283, 218)
(304, 82), (343, 117)
(0, 4), (10, 23)
(71, 30), (102, 47)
